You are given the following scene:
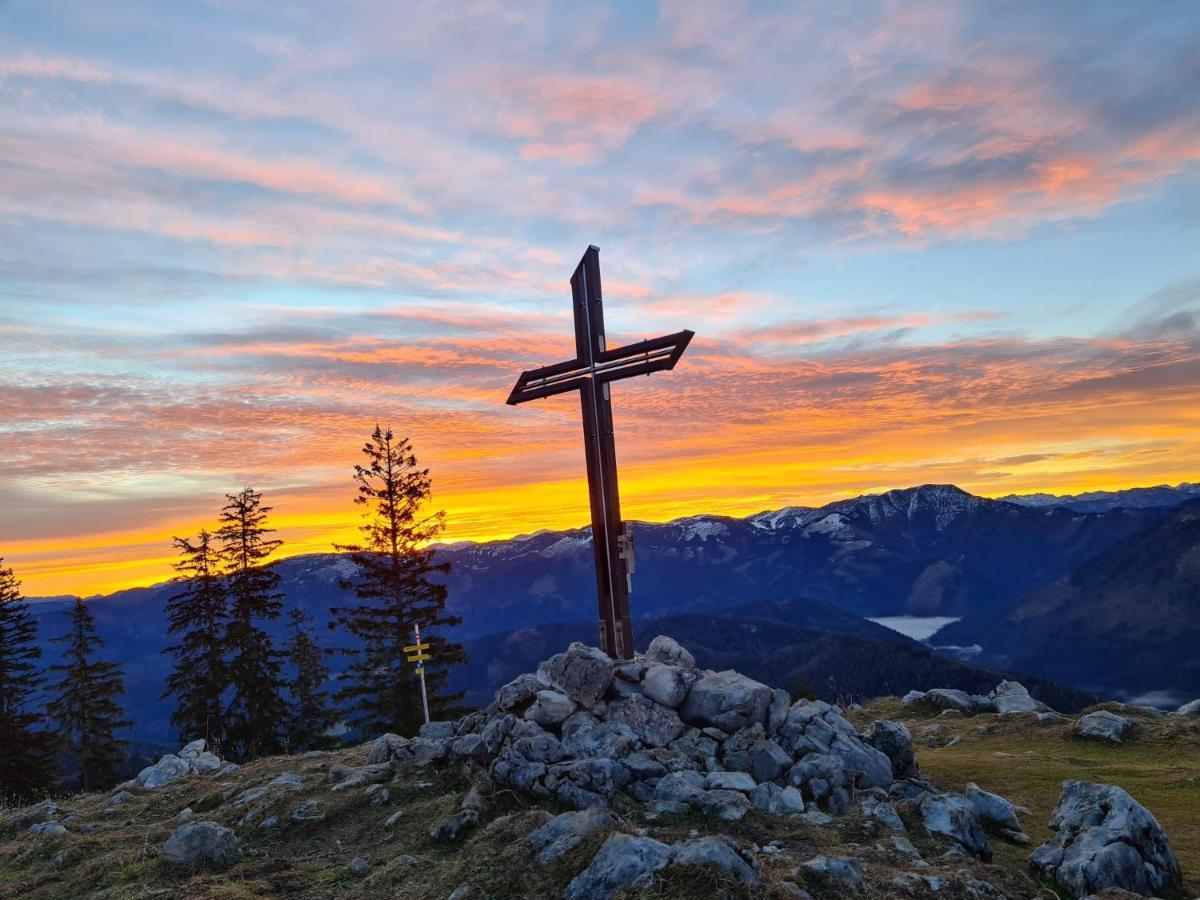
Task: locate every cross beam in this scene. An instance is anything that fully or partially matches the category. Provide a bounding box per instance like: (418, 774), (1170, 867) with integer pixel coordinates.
(507, 246), (693, 659)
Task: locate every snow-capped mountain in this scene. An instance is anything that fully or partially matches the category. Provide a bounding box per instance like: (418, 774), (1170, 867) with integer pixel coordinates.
(23, 482), (1196, 742)
(1001, 482), (1200, 513)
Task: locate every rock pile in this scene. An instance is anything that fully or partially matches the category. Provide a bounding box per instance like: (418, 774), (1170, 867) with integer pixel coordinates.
(369, 637), (1019, 863)
(118, 739), (234, 791)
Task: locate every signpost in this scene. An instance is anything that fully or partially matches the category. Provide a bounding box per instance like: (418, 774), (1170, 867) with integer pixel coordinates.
(507, 245), (694, 659)
(404, 626), (431, 725)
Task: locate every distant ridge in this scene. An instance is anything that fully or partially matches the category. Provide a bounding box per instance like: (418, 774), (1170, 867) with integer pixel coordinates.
(1000, 482), (1200, 514)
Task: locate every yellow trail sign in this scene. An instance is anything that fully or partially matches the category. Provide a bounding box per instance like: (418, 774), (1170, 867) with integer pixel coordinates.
(403, 642), (430, 654)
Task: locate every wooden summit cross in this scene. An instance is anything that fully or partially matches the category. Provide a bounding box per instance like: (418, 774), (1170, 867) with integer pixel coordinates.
(507, 246), (694, 659)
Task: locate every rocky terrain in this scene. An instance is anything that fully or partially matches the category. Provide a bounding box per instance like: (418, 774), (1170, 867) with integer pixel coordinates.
(3, 637), (1199, 899)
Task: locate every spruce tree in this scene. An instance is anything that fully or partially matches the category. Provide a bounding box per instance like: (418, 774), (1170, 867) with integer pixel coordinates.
(282, 609), (336, 752)
(333, 425), (465, 737)
(217, 487), (287, 759)
(0, 559), (57, 803)
(47, 599), (131, 791)
(163, 530), (228, 750)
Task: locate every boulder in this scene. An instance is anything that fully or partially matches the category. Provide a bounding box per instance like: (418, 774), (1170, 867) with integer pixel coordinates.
(767, 688), (791, 735)
(778, 701), (892, 789)
(3, 800), (59, 830)
(495, 672), (543, 712)
(680, 670), (773, 732)
(751, 782), (805, 815)
(670, 836), (762, 891)
(644, 635), (695, 669)
(526, 807), (621, 864)
(538, 643), (614, 708)
(27, 822), (67, 837)
(723, 725), (792, 783)
(1175, 698), (1200, 718)
(161, 821), (241, 868)
(136, 754), (192, 789)
(787, 752), (853, 814)
(366, 733), (406, 764)
(430, 809), (479, 844)
(561, 721), (638, 760)
(867, 720), (919, 779)
(705, 771), (756, 793)
(525, 690), (577, 726)
(798, 855), (864, 894)
(900, 690), (926, 705)
(965, 782), (1021, 831)
(915, 792), (991, 861)
(606, 694), (686, 747)
(1074, 710), (1134, 743)
(640, 664), (697, 709)
(565, 833), (673, 900)
(1029, 780), (1181, 898)
(989, 680), (1040, 714)
(859, 794), (904, 830)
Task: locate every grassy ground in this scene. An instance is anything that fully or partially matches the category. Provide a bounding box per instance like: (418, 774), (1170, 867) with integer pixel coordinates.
(850, 699), (1200, 896)
(3, 703), (1197, 899)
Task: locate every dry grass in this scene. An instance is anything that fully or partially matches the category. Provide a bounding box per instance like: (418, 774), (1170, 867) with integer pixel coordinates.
(3, 705), (1198, 898)
(851, 699), (1200, 896)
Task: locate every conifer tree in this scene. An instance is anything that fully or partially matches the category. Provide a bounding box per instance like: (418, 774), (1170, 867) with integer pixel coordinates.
(282, 609), (336, 752)
(47, 599), (131, 791)
(0, 559), (57, 803)
(218, 487), (287, 759)
(333, 425), (465, 737)
(163, 530), (228, 749)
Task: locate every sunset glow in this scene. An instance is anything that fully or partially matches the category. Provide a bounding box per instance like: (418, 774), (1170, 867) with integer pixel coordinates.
(2, 3), (1199, 597)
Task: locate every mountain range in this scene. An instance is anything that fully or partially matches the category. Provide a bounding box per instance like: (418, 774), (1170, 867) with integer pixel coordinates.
(22, 481), (1200, 743)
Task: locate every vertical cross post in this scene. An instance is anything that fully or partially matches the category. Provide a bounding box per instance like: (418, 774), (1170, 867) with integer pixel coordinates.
(507, 246), (693, 658)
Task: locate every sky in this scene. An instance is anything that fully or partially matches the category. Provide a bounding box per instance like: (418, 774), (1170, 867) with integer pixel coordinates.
(1, 1), (1199, 598)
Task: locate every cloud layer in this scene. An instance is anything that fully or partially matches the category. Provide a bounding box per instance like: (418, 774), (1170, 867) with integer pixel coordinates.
(1, 2), (1198, 595)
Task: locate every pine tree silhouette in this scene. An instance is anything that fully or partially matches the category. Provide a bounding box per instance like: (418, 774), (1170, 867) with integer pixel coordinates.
(0, 559), (57, 803)
(333, 425), (466, 737)
(282, 609), (337, 752)
(217, 488), (287, 759)
(47, 599), (131, 791)
(163, 530), (229, 750)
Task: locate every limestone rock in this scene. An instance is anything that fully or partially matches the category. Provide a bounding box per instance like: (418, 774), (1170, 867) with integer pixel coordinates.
(136, 754), (192, 789)
(680, 670), (773, 732)
(161, 821), (241, 868)
(27, 822), (67, 837)
(900, 690), (926, 705)
(565, 832), (673, 900)
(366, 733), (406, 764)
(420, 720), (455, 740)
(525, 690), (577, 726)
(640, 664), (697, 709)
(670, 836), (762, 892)
(867, 720), (919, 779)
(1074, 710), (1134, 743)
(705, 770), (756, 793)
(915, 792), (992, 861)
(4, 800), (59, 830)
(751, 782), (806, 815)
(561, 721), (638, 760)
(989, 680), (1040, 714)
(430, 809), (479, 844)
(965, 782), (1021, 831)
(526, 807), (621, 864)
(349, 857), (370, 875)
(495, 672), (543, 711)
(1029, 780), (1181, 898)
(537, 642), (614, 708)
(778, 701), (892, 789)
(644, 635), (695, 669)
(606, 693), (686, 747)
